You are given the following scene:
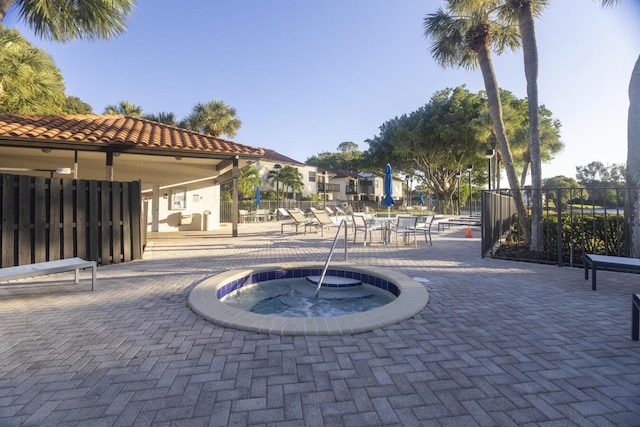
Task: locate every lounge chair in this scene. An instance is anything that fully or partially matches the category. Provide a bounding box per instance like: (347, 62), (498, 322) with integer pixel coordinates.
(352, 213), (383, 245)
(390, 215), (418, 247)
(276, 208), (290, 220)
(281, 209), (315, 234)
(310, 210), (341, 237)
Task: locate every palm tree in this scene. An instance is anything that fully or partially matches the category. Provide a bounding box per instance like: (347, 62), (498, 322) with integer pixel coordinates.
(238, 165), (262, 200)
(424, 0), (530, 243)
(0, 27), (66, 114)
(496, 0), (548, 252)
(103, 100), (143, 117)
(183, 100), (242, 138)
(144, 112), (179, 126)
(0, 0), (135, 42)
(599, 0), (640, 257)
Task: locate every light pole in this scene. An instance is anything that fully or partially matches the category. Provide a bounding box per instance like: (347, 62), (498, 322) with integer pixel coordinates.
(274, 163), (282, 217)
(455, 171), (461, 215)
(485, 149), (495, 191)
(405, 175), (412, 211)
(466, 164), (473, 215)
(323, 171), (328, 209)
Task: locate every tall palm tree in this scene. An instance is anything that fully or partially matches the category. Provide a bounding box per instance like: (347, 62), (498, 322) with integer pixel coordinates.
(183, 100), (242, 138)
(599, 0), (640, 257)
(424, 0), (530, 243)
(103, 100), (143, 117)
(0, 0), (135, 42)
(497, 0), (548, 252)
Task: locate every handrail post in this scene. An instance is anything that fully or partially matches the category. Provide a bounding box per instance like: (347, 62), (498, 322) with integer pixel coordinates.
(315, 219), (348, 297)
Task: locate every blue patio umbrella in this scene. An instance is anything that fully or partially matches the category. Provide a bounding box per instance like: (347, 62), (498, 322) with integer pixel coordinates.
(255, 186), (261, 207)
(419, 191), (425, 206)
(382, 163), (394, 217)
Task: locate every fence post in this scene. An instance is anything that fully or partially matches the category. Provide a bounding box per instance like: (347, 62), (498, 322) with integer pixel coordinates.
(557, 188), (563, 267)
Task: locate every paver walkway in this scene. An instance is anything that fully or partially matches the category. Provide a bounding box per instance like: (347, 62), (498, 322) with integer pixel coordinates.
(0, 222), (639, 426)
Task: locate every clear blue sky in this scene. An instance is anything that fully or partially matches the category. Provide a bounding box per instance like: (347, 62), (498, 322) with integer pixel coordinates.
(5, 1), (640, 180)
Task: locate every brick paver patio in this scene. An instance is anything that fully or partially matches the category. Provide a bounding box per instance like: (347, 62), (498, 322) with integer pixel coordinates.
(1, 222), (639, 426)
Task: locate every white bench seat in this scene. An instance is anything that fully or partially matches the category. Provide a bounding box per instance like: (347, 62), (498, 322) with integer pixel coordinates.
(0, 257), (97, 290)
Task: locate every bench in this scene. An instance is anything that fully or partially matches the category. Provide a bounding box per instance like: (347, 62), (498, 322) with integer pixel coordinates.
(0, 257), (97, 291)
(633, 294), (640, 341)
(437, 216), (481, 231)
(584, 254), (640, 291)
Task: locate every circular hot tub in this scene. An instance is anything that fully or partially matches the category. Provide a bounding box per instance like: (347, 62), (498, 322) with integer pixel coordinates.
(188, 262), (429, 336)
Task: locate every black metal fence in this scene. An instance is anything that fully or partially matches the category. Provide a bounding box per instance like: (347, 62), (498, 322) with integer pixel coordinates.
(482, 187), (630, 266)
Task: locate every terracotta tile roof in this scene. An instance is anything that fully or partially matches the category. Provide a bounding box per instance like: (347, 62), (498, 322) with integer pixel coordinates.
(0, 114), (264, 157)
(260, 148), (306, 166)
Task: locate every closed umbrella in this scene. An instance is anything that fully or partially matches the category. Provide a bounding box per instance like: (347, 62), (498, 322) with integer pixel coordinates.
(255, 186), (261, 207)
(419, 191), (425, 208)
(382, 164), (394, 217)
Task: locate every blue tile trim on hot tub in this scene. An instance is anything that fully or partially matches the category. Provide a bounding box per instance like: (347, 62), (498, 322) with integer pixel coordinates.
(217, 268), (398, 299)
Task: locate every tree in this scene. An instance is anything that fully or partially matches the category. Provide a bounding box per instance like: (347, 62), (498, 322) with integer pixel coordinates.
(599, 0), (640, 256)
(497, 0), (548, 252)
(0, 0), (135, 42)
(424, 0), (530, 243)
(64, 96), (93, 114)
(183, 100), (241, 138)
(278, 166), (303, 200)
(144, 112), (179, 126)
(542, 175), (582, 210)
(0, 26), (65, 114)
(238, 165), (261, 200)
(306, 142), (363, 172)
(103, 100), (143, 116)
(576, 161), (626, 208)
(365, 86), (487, 213)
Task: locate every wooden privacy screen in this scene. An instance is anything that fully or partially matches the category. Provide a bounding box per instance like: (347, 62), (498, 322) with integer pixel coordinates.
(0, 174), (142, 267)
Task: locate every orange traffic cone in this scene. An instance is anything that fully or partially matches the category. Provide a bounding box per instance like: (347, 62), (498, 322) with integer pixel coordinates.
(465, 226), (473, 238)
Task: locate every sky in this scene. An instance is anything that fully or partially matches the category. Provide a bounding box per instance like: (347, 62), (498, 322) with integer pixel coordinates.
(4, 0), (640, 180)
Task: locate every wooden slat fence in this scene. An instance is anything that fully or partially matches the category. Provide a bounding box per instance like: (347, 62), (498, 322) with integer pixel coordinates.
(0, 174), (142, 267)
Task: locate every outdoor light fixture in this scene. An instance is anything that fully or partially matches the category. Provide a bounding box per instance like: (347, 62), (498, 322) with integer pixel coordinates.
(485, 149), (495, 191)
(466, 165), (473, 215)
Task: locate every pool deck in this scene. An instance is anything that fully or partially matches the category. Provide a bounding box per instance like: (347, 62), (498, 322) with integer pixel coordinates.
(1, 221), (639, 426)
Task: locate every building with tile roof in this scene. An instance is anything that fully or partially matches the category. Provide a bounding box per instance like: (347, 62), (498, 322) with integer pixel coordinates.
(0, 114), (264, 233)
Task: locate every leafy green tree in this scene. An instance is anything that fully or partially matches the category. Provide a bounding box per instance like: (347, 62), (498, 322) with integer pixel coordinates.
(266, 165), (302, 200)
(144, 112), (179, 126)
(238, 165), (261, 200)
(542, 175), (583, 210)
(103, 100), (143, 116)
(424, 0), (529, 242)
(0, 0), (135, 42)
(182, 100), (241, 138)
(64, 95), (93, 114)
(0, 26), (65, 114)
(576, 161), (626, 207)
(365, 86), (487, 213)
(306, 141), (363, 172)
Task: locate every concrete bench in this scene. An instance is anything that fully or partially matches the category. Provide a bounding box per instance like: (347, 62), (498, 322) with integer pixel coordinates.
(584, 254), (640, 291)
(633, 294), (640, 341)
(0, 257), (97, 290)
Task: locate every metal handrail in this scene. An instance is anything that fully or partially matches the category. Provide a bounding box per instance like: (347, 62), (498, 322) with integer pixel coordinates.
(314, 218), (349, 297)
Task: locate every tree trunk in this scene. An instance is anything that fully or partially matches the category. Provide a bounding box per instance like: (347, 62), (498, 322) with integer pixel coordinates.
(627, 54), (640, 257)
(516, 1), (543, 252)
(477, 43), (530, 243)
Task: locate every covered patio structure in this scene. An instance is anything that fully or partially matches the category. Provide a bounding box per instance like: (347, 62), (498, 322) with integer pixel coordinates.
(0, 114), (264, 237)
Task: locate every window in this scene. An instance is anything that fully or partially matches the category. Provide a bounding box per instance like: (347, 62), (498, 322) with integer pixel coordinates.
(170, 188), (186, 210)
(309, 171), (316, 182)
